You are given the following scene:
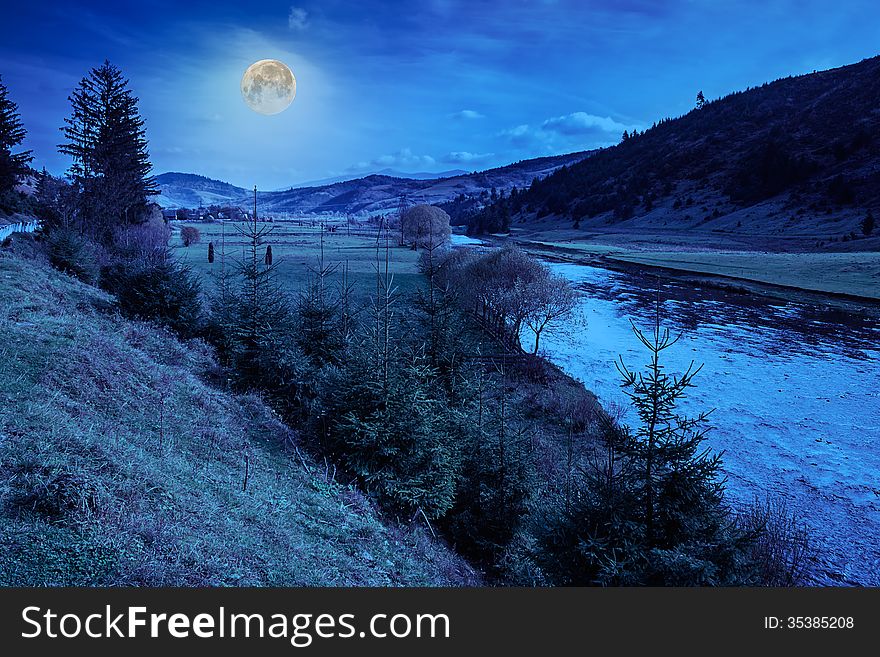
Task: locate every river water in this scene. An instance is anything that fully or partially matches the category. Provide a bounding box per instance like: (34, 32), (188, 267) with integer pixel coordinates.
(529, 261), (880, 585)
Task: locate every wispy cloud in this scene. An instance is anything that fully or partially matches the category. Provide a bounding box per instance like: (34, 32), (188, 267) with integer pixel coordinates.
(288, 7), (309, 31)
(351, 148), (437, 172)
(442, 151), (494, 164)
(498, 111), (637, 152)
(449, 109), (485, 120)
(497, 124), (536, 148)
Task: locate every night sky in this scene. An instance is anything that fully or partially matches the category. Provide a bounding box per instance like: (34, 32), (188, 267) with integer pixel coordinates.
(4, 0), (879, 189)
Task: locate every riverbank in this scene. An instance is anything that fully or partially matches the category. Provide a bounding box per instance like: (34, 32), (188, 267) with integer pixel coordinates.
(500, 238), (880, 312)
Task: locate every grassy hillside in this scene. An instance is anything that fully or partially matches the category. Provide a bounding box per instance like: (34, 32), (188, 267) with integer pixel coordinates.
(0, 249), (478, 586)
(472, 56), (880, 249)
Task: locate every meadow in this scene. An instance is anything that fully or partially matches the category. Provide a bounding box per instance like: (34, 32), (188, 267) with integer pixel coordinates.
(170, 219), (426, 302)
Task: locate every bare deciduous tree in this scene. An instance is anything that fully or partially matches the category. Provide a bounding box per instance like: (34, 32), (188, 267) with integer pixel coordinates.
(523, 274), (578, 354)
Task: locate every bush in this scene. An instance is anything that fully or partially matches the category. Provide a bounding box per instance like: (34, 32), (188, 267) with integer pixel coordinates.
(312, 345), (461, 520)
(180, 226), (201, 247)
(738, 498), (814, 586)
(102, 254), (203, 338)
(12, 467), (105, 525)
(113, 216), (171, 257)
(400, 205), (451, 248)
(46, 229), (103, 284)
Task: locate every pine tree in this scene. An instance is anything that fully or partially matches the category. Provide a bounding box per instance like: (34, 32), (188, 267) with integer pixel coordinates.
(34, 168), (75, 232)
(0, 75), (32, 196)
(208, 210), (295, 391)
(695, 90), (707, 109)
(296, 223), (344, 366)
(445, 360), (534, 570)
(861, 210), (874, 236)
(59, 61), (157, 241)
(535, 294), (746, 585)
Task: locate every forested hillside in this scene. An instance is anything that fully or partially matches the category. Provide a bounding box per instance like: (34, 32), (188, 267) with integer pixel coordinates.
(468, 56), (880, 246)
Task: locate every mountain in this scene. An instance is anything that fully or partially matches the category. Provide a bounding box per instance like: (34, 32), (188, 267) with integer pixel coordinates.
(283, 168), (469, 189)
(154, 172), (248, 209)
(469, 56), (880, 249)
(154, 152), (591, 215)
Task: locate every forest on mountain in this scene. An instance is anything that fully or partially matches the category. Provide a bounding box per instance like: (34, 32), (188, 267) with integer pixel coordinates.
(467, 56), (880, 245)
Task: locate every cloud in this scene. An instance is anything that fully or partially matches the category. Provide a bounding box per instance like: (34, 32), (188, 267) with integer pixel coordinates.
(288, 7), (309, 30)
(449, 109), (485, 120)
(442, 151), (495, 164)
(351, 148), (437, 172)
(498, 123), (540, 148)
(498, 112), (638, 151)
(540, 111), (629, 136)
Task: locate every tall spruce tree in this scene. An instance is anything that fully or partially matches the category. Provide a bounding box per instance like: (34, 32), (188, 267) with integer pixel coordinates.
(59, 60), (157, 240)
(534, 294), (747, 585)
(229, 212), (293, 389)
(0, 75), (32, 198)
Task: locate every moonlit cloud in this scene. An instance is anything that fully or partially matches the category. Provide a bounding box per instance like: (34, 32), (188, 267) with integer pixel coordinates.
(541, 111), (631, 136)
(498, 124), (538, 148)
(352, 148), (437, 172)
(288, 7), (308, 31)
(497, 111), (637, 152)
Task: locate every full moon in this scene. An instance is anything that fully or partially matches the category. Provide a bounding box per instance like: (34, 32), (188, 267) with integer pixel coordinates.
(240, 59), (296, 115)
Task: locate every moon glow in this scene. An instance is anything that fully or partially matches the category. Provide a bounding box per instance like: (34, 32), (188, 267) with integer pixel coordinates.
(241, 59), (296, 115)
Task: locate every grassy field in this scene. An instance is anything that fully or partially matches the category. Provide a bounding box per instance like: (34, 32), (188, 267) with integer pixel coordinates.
(0, 250), (477, 586)
(516, 239), (880, 300)
(171, 220), (426, 303)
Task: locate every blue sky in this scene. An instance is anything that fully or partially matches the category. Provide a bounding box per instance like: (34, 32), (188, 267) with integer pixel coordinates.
(4, 0), (880, 189)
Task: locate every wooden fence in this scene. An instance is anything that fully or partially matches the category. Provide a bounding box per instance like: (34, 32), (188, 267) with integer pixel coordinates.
(0, 218), (40, 242)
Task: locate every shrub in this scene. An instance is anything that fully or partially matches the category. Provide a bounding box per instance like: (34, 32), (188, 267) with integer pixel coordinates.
(12, 467), (105, 525)
(112, 216), (170, 257)
(46, 229), (103, 284)
(102, 254), (203, 338)
(400, 205), (451, 248)
(180, 226), (201, 247)
(738, 498), (814, 586)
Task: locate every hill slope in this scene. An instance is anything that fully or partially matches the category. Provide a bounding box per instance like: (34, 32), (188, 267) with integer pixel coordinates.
(155, 151), (591, 215)
(473, 56), (880, 249)
(0, 249), (477, 586)
(154, 172), (249, 210)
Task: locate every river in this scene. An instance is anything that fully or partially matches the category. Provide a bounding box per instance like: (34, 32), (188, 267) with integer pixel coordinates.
(527, 260), (880, 585)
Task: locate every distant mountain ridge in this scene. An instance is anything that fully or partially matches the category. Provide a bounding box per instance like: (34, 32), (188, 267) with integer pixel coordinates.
(154, 151), (592, 215)
(283, 168), (469, 189)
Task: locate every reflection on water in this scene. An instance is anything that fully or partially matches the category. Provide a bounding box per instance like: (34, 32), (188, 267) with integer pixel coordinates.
(537, 262), (880, 586)
(578, 267), (880, 362)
